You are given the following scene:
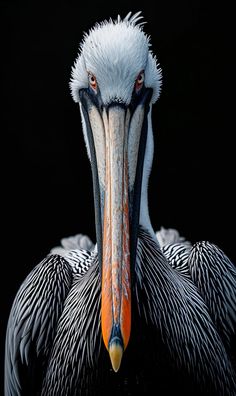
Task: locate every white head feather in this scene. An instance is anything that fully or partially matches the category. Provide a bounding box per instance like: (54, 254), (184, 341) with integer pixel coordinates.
(70, 12), (162, 105)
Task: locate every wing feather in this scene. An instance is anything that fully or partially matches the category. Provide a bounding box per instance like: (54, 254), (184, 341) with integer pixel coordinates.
(42, 256), (101, 395)
(135, 228), (236, 395)
(5, 254), (73, 395)
(188, 241), (236, 346)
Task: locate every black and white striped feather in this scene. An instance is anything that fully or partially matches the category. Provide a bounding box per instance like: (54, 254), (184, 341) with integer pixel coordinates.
(161, 234), (236, 349)
(188, 241), (236, 347)
(5, 229), (236, 395)
(5, 255), (73, 395)
(135, 227), (236, 395)
(42, 256), (101, 395)
(162, 243), (191, 278)
(156, 226), (192, 277)
(60, 248), (96, 275)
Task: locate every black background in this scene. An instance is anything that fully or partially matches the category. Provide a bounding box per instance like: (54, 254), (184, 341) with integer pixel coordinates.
(1, 0), (235, 393)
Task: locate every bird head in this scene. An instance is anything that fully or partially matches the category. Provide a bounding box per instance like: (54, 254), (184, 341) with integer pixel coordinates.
(70, 12), (162, 372)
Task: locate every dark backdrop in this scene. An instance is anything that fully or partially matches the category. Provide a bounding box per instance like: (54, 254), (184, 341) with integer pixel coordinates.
(1, 0), (235, 393)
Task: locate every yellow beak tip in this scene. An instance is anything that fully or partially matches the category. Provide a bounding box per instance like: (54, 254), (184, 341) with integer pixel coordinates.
(109, 343), (123, 372)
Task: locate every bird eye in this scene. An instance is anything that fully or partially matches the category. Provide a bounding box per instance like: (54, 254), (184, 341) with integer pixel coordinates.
(135, 71), (145, 92)
(88, 72), (97, 91)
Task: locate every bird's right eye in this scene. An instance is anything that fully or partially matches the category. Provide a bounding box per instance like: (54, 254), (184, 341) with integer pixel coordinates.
(88, 72), (97, 91)
(135, 71), (145, 93)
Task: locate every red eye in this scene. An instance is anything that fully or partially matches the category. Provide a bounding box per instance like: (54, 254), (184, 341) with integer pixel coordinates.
(88, 72), (97, 91)
(135, 71), (144, 92)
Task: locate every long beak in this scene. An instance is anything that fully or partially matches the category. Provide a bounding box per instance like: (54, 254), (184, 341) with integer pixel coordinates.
(79, 88), (151, 372)
(101, 106), (131, 372)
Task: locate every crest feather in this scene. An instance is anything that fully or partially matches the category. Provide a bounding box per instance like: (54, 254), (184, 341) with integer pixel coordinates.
(123, 11), (145, 27)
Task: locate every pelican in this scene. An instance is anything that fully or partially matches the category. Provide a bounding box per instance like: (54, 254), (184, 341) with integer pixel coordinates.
(5, 12), (236, 396)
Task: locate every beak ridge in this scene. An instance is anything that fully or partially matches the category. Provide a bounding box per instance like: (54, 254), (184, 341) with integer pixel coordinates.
(101, 106), (131, 366)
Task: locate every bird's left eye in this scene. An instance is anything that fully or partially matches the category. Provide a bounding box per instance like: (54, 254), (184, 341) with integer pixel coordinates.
(88, 72), (97, 91)
(135, 71), (145, 92)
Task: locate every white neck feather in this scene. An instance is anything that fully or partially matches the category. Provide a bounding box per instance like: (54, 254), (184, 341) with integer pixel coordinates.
(139, 107), (157, 240)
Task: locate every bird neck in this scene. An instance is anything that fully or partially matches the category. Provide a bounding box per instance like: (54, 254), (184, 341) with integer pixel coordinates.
(139, 107), (156, 240)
